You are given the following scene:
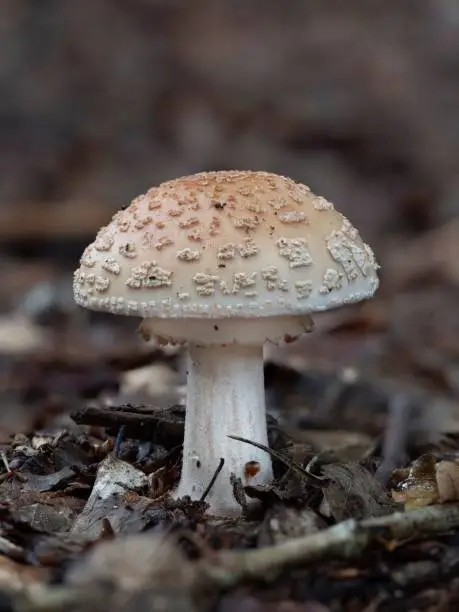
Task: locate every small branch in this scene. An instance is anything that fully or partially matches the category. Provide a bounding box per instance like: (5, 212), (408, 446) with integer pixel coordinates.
(200, 458), (225, 503)
(13, 505), (459, 610)
(71, 405), (184, 444)
(199, 503), (459, 588)
(15, 587), (83, 612)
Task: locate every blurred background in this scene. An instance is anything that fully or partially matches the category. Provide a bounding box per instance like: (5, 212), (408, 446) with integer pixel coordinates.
(2, 1), (459, 461)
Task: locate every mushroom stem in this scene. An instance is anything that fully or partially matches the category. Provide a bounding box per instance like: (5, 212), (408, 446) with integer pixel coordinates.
(174, 342), (273, 515)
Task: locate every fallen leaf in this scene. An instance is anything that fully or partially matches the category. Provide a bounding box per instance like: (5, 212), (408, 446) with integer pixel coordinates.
(71, 455), (148, 537)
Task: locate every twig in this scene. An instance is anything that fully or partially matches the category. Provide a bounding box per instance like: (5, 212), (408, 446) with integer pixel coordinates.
(199, 503), (459, 588)
(200, 458), (225, 503)
(12, 504), (459, 610)
(228, 434), (325, 483)
(15, 587), (83, 612)
(71, 405), (184, 444)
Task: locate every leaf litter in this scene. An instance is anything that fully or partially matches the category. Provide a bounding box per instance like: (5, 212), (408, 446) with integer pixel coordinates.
(3, 221), (459, 609)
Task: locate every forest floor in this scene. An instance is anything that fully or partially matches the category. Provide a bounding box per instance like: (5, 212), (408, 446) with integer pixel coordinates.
(2, 219), (459, 611)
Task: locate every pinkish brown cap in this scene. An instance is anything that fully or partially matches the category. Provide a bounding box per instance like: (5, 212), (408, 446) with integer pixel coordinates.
(73, 170), (379, 321)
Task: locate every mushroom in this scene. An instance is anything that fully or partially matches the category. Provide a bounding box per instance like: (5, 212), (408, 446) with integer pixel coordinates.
(73, 170), (380, 515)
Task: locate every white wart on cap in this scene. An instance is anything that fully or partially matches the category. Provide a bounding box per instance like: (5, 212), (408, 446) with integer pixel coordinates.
(74, 170), (379, 329)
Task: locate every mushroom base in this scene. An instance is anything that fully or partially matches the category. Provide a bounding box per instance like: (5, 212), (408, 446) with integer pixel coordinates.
(141, 314), (313, 347)
(173, 342), (273, 516)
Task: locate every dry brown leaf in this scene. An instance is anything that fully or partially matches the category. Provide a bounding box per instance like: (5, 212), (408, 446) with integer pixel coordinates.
(391, 453), (459, 509)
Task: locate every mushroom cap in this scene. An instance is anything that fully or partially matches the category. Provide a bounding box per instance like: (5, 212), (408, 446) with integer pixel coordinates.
(73, 170), (379, 320)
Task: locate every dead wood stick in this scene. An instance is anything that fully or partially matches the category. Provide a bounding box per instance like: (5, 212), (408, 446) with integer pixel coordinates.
(16, 587), (82, 612)
(199, 503), (459, 588)
(14, 505), (459, 610)
(71, 405), (184, 443)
